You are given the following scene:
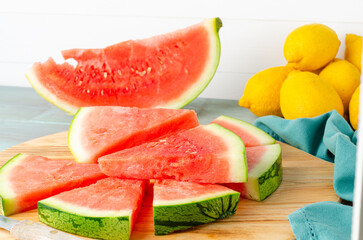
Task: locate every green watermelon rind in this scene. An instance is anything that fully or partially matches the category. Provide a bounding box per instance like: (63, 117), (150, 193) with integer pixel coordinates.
(206, 123), (248, 183)
(25, 18), (222, 115)
(38, 199), (132, 240)
(213, 115), (276, 146)
(153, 191), (240, 235)
(245, 144), (282, 201)
(0, 154), (27, 216)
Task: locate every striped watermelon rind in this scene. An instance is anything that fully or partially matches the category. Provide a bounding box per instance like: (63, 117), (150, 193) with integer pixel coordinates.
(38, 199), (131, 240)
(245, 144), (282, 201)
(153, 190), (240, 235)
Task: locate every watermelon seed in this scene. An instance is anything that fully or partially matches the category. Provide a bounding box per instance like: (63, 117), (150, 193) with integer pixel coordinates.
(87, 89), (90, 93)
(147, 67), (152, 74)
(104, 72), (108, 78)
(126, 87), (129, 91)
(66, 162), (73, 166)
(131, 67), (135, 72)
(118, 70), (122, 76)
(101, 90), (104, 95)
(140, 70), (146, 76)
(78, 81), (83, 86)
(184, 69), (189, 75)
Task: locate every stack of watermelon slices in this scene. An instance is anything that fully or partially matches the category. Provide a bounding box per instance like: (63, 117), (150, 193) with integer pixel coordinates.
(0, 106), (282, 239)
(0, 17), (282, 239)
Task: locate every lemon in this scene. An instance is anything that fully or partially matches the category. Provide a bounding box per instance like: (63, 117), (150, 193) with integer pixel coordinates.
(280, 71), (344, 119)
(283, 23), (340, 71)
(349, 85), (360, 130)
(345, 33), (362, 71)
(239, 66), (293, 117)
(319, 59), (360, 113)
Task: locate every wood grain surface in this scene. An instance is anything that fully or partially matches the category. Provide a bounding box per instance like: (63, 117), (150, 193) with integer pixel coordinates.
(0, 131), (339, 240)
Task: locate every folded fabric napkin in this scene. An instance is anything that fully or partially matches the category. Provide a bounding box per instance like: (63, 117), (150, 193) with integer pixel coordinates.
(254, 110), (357, 240)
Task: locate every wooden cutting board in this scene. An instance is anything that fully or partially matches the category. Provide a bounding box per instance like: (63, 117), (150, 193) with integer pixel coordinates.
(0, 131), (339, 240)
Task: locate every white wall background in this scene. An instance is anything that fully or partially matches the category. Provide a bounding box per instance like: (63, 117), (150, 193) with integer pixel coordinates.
(1, 0), (363, 100)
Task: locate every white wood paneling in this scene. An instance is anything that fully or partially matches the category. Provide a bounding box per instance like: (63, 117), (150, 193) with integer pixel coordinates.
(1, 0), (362, 100)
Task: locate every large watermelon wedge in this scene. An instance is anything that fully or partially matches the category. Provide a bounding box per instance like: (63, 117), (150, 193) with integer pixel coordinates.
(0, 154), (106, 216)
(26, 18), (222, 115)
(99, 124), (247, 183)
(68, 106), (199, 163)
(153, 179), (240, 235)
(38, 178), (145, 240)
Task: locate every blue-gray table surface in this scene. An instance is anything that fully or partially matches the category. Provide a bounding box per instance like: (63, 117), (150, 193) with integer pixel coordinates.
(0, 86), (258, 152)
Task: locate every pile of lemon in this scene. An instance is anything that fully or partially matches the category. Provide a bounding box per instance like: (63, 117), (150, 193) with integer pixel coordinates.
(239, 24), (362, 130)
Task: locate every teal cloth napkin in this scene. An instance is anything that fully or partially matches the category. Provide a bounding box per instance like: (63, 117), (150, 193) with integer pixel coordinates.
(254, 110), (357, 240)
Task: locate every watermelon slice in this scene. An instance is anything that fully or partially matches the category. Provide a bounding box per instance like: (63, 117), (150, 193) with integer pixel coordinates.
(25, 18), (222, 115)
(153, 179), (240, 235)
(99, 124), (247, 183)
(223, 144), (282, 201)
(68, 106), (199, 163)
(0, 154), (105, 216)
(211, 115), (282, 201)
(38, 178), (145, 240)
(211, 115), (275, 147)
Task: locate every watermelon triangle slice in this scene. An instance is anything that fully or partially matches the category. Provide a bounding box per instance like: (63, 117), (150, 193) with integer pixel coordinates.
(0, 154), (106, 216)
(68, 106), (199, 163)
(153, 179), (240, 235)
(38, 178), (145, 240)
(211, 115), (282, 201)
(211, 115), (275, 147)
(99, 124), (247, 183)
(25, 18), (222, 115)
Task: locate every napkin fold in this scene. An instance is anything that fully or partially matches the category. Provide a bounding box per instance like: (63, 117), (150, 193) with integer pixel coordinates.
(254, 110), (357, 240)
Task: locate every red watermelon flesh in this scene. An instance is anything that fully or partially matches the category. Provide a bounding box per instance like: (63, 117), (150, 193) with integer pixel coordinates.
(0, 154), (106, 216)
(26, 18), (222, 115)
(99, 124), (247, 183)
(68, 106), (199, 163)
(211, 115), (275, 147)
(38, 178), (145, 239)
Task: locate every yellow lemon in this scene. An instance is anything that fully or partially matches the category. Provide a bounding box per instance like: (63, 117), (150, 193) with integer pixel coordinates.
(239, 66), (293, 117)
(284, 23), (340, 71)
(345, 33), (362, 71)
(319, 59), (360, 113)
(349, 85), (360, 130)
(280, 71), (344, 119)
